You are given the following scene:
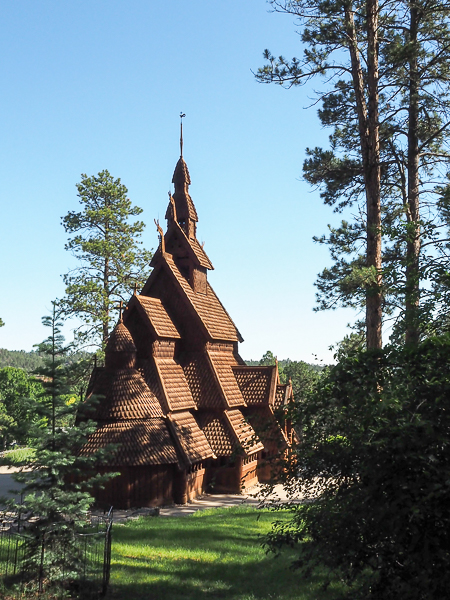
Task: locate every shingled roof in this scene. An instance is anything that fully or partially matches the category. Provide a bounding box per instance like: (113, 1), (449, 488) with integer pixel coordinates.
(167, 411), (215, 465)
(132, 295), (181, 339)
(233, 366), (277, 406)
(155, 357), (197, 411)
(152, 220), (214, 271)
(244, 405), (289, 450)
(206, 344), (246, 408)
(80, 419), (178, 466)
(225, 409), (264, 455)
(274, 383), (293, 410)
(182, 352), (224, 409)
(171, 157), (198, 223)
(162, 254), (243, 342)
(86, 368), (164, 421)
(199, 412), (234, 456)
(106, 320), (136, 353)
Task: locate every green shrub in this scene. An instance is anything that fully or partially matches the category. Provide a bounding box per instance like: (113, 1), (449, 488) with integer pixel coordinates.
(265, 336), (450, 599)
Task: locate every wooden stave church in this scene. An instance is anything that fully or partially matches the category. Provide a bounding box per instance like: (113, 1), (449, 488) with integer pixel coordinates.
(80, 150), (293, 509)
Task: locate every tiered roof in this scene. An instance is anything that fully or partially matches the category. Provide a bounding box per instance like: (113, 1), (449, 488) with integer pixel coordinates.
(144, 254), (242, 342)
(133, 295), (181, 339)
(80, 420), (178, 466)
(81, 150), (291, 476)
(167, 411), (215, 465)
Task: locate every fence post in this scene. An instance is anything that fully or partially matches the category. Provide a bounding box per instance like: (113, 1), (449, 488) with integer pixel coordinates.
(38, 530), (45, 594)
(102, 508), (113, 596)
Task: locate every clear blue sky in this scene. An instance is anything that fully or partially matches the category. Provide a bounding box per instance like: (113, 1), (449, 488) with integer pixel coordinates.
(0, 0), (358, 363)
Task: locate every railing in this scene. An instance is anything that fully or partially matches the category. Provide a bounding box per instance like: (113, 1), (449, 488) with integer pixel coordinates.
(0, 508), (113, 599)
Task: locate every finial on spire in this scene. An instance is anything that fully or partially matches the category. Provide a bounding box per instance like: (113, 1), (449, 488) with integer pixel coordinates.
(180, 112), (186, 157)
(118, 300), (123, 322)
(133, 282), (138, 295)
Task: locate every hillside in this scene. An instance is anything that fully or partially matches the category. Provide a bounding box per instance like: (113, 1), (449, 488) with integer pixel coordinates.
(0, 348), (44, 372)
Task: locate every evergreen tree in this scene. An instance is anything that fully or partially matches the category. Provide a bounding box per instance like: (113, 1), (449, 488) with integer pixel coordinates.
(257, 0), (450, 345)
(9, 304), (112, 594)
(265, 337), (450, 598)
(282, 359), (321, 402)
(60, 170), (152, 349)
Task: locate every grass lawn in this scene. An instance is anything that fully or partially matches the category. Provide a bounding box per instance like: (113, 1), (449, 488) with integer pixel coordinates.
(107, 506), (346, 600)
(0, 447), (35, 466)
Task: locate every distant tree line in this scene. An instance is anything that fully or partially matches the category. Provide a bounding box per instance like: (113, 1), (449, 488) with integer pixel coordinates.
(0, 348), (44, 372)
(246, 351), (324, 403)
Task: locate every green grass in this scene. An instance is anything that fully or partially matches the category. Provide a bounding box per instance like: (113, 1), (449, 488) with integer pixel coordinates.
(0, 447), (35, 466)
(107, 506), (346, 600)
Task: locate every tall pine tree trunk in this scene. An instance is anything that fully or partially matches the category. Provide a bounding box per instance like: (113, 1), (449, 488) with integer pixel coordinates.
(103, 256), (110, 348)
(405, 5), (421, 345)
(345, 0), (382, 349)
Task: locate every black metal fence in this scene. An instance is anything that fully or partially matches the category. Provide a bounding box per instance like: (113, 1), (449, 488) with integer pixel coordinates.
(0, 508), (113, 599)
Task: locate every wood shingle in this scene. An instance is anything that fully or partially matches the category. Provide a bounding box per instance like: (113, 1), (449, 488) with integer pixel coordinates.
(163, 255), (243, 342)
(198, 412), (235, 456)
(155, 357), (197, 411)
(87, 368), (164, 421)
(225, 409), (264, 455)
(80, 419), (178, 466)
(206, 345), (246, 408)
(134, 295), (181, 339)
(233, 366), (276, 405)
(168, 411), (215, 464)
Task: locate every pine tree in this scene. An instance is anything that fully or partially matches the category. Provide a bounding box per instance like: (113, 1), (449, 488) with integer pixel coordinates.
(9, 304), (112, 594)
(257, 0), (450, 345)
(60, 170), (152, 349)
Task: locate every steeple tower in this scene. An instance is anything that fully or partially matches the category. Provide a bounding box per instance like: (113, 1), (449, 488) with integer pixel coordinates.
(166, 114), (198, 239)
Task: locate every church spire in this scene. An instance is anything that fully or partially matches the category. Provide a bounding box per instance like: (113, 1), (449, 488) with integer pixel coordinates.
(166, 114), (198, 239)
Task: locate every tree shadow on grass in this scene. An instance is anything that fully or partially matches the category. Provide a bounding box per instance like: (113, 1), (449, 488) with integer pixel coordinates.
(106, 510), (347, 600)
(107, 554), (345, 600)
(114, 516), (262, 555)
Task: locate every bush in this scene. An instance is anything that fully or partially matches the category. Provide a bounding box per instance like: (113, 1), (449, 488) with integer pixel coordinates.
(265, 336), (450, 599)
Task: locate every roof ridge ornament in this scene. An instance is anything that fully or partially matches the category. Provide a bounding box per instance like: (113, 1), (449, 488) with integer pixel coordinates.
(169, 191), (178, 223)
(180, 112), (186, 157)
(113, 300), (124, 322)
(154, 218), (165, 253)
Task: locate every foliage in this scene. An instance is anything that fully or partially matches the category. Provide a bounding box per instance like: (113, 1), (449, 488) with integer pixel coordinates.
(60, 170), (153, 349)
(0, 318), (4, 327)
(282, 359), (321, 402)
(0, 367), (44, 447)
(249, 351), (322, 403)
(0, 348), (44, 372)
(257, 0), (450, 345)
(6, 304), (112, 596)
(329, 330), (365, 362)
(264, 336), (450, 599)
(109, 506), (346, 600)
(258, 350), (277, 366)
